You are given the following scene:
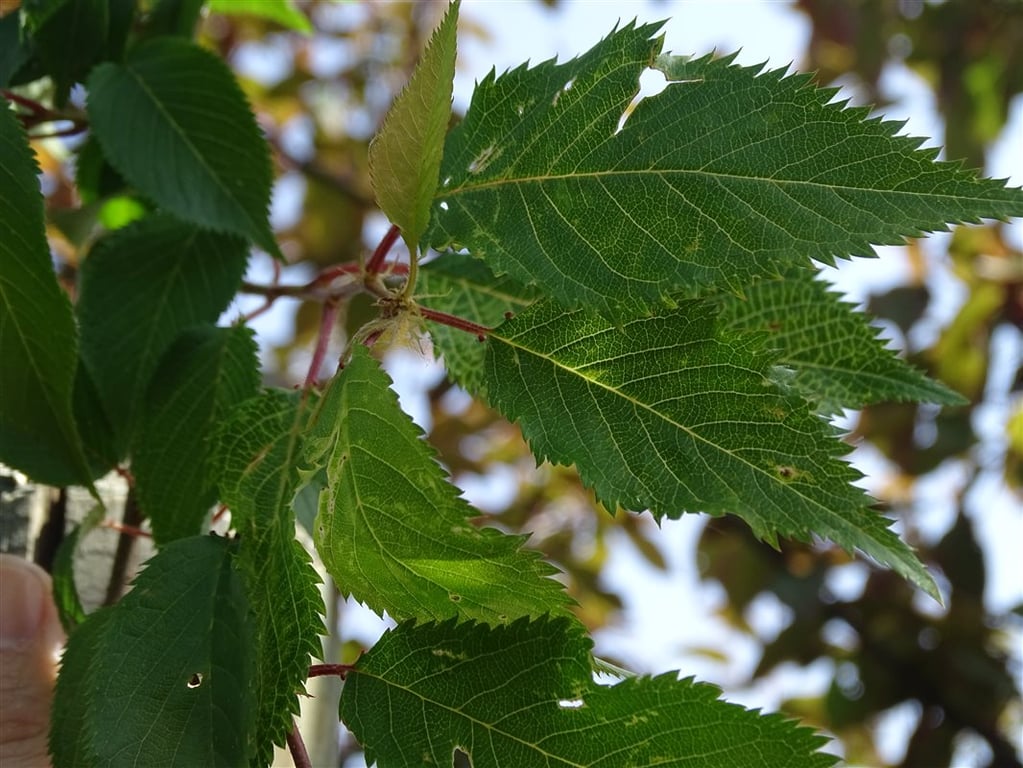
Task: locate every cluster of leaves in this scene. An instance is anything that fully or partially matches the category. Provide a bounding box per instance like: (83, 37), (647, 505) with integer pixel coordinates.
(697, 4), (1023, 765)
(2, 0), (1021, 765)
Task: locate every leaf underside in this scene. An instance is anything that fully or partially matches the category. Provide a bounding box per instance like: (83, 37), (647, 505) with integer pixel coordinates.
(369, 0), (459, 252)
(418, 253), (541, 392)
(483, 298), (938, 599)
(211, 390), (325, 766)
(341, 617), (838, 768)
(426, 23), (1023, 319)
(305, 345), (572, 625)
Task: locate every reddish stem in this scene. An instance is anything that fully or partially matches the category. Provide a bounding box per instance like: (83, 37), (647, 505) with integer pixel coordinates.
(304, 298), (342, 388)
(308, 663), (354, 679)
(99, 520), (152, 539)
(1, 90), (44, 113)
(419, 306), (491, 339)
(286, 723), (312, 768)
(366, 224), (401, 275)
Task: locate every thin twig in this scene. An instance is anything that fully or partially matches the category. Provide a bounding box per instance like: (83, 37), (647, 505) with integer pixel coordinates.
(308, 663), (353, 679)
(286, 722), (312, 768)
(420, 306), (491, 339)
(304, 298), (342, 388)
(366, 224), (402, 275)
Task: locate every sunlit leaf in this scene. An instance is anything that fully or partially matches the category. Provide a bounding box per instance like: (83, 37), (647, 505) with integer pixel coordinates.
(305, 345), (571, 624)
(341, 617), (838, 767)
(427, 25), (1023, 318)
(484, 298), (938, 599)
(370, 0), (458, 252)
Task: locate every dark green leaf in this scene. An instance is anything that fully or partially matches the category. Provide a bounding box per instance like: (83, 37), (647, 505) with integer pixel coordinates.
(50, 607), (113, 767)
(87, 38), (279, 255)
(0, 12), (33, 88)
(33, 0), (107, 105)
(133, 325), (260, 545)
(419, 253), (540, 392)
(76, 214), (248, 456)
(50, 536), (256, 768)
(304, 345), (571, 625)
(719, 274), (968, 412)
(341, 617), (838, 767)
(0, 95), (91, 486)
(369, 0), (458, 252)
(484, 298), (938, 598)
(143, 0), (205, 38)
(207, 0), (312, 34)
(210, 390), (325, 765)
(426, 25), (1023, 317)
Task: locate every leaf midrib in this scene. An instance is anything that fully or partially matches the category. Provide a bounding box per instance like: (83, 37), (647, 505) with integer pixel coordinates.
(437, 167), (1002, 207)
(123, 55), (258, 234)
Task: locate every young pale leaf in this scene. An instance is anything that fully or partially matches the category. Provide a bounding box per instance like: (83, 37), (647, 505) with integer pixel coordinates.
(210, 390), (325, 765)
(341, 617), (837, 767)
(51, 536), (256, 768)
(76, 215), (248, 456)
(305, 345), (571, 625)
(720, 275), (967, 413)
(426, 24), (1023, 318)
(0, 95), (91, 487)
(51, 503), (104, 634)
(133, 326), (260, 545)
(369, 0), (458, 252)
(484, 299), (938, 599)
(419, 253), (540, 392)
(87, 38), (279, 255)
(207, 0), (312, 34)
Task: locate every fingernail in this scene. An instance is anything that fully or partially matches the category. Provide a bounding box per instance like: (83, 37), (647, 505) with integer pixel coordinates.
(0, 556), (47, 651)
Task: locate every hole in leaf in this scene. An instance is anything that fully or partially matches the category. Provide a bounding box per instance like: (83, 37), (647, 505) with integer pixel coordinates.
(187, 672), (204, 689)
(453, 747), (471, 767)
(558, 698), (585, 709)
(449, 593), (461, 602)
(616, 68), (669, 134)
(439, 201), (449, 211)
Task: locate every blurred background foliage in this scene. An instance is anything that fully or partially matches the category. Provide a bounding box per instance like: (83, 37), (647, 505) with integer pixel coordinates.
(23, 0), (1021, 765)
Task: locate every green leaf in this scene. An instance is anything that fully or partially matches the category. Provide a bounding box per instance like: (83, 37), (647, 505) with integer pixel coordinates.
(33, 0), (107, 106)
(133, 325), (260, 545)
(51, 502), (104, 634)
(719, 274), (968, 412)
(0, 95), (91, 486)
(210, 390), (325, 765)
(0, 12), (33, 88)
(50, 607), (113, 767)
(483, 298), (938, 599)
(426, 24), (1023, 318)
(50, 536), (256, 767)
(341, 617), (838, 767)
(76, 214), (248, 456)
(419, 253), (540, 392)
(143, 0), (205, 38)
(87, 38), (279, 255)
(207, 0), (312, 34)
(369, 0), (458, 252)
(304, 345), (571, 625)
